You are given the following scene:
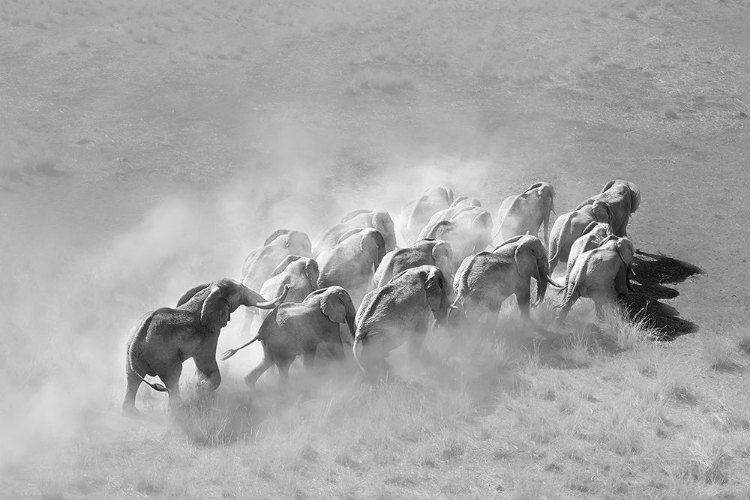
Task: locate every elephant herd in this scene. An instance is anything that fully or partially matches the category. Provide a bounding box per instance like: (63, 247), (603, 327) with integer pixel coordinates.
(122, 179), (641, 415)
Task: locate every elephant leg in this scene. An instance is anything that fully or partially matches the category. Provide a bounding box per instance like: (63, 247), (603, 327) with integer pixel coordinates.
(303, 349), (316, 371)
(194, 355), (221, 394)
(327, 341), (345, 361)
(277, 360), (293, 388)
(244, 358), (273, 388)
(159, 363), (183, 414)
(516, 289), (531, 320)
(408, 323), (429, 361)
(122, 368), (143, 416)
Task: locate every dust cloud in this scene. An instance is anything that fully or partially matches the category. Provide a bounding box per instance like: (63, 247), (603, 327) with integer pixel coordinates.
(0, 109), (516, 468)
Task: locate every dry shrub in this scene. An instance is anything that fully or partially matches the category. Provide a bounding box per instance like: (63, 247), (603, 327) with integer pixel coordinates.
(701, 335), (740, 371)
(681, 434), (731, 484)
(598, 305), (656, 350)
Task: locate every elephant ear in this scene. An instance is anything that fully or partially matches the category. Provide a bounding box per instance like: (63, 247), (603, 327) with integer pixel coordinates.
(444, 187), (454, 204)
(431, 240), (453, 268)
(320, 288), (347, 324)
(628, 182), (641, 213)
(304, 258), (320, 290)
(524, 182), (544, 194)
(424, 267), (447, 313)
(271, 255), (302, 277)
(264, 229), (290, 247)
(598, 234), (619, 248)
(176, 283), (210, 307)
(201, 285), (231, 332)
(372, 211), (395, 247)
(581, 221), (599, 236)
(601, 180), (617, 194)
(361, 229), (387, 269)
(338, 227), (365, 244)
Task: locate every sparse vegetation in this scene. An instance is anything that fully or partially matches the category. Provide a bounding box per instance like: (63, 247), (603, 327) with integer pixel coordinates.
(2, 0), (749, 498)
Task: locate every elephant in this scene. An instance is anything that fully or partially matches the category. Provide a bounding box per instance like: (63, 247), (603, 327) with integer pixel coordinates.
(398, 186), (454, 245)
(242, 255), (320, 336)
(240, 229), (313, 291)
(556, 236), (635, 321)
(417, 205), (493, 270)
(496, 182), (555, 247)
(221, 286), (357, 389)
(313, 210), (396, 257)
(575, 179), (640, 237)
(424, 195), (483, 228)
(317, 228), (387, 307)
(374, 238), (454, 289)
(122, 278), (288, 415)
(449, 235), (562, 335)
(564, 222), (612, 286)
(353, 265), (451, 379)
(547, 205), (610, 275)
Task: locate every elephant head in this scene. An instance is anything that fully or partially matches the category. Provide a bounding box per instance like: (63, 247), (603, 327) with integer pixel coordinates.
(264, 229), (313, 258)
(591, 199), (613, 226)
(449, 196), (482, 209)
(430, 239), (454, 276)
(581, 221), (612, 238)
(599, 235), (635, 272)
(602, 179), (640, 213)
(176, 278), (288, 332)
(423, 266), (450, 325)
(271, 255), (320, 291)
(358, 228), (387, 272)
(318, 286), (358, 339)
(428, 186), (454, 204)
(526, 181), (555, 238)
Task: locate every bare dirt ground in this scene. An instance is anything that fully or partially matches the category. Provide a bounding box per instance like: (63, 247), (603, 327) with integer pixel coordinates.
(1, 0), (750, 498)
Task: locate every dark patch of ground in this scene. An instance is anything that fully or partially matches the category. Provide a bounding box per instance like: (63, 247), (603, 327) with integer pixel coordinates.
(622, 250), (704, 339)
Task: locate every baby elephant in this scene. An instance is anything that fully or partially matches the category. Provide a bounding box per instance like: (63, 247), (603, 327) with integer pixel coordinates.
(222, 286), (357, 388)
(353, 265), (450, 380)
(557, 235), (635, 321)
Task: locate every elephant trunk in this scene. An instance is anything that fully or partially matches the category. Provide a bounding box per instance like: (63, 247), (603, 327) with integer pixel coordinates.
(345, 315), (356, 340)
(242, 284), (290, 309)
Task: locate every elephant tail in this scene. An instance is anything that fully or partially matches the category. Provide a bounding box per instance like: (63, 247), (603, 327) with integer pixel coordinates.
(352, 335), (367, 377)
(219, 336), (260, 361)
(126, 313), (168, 393)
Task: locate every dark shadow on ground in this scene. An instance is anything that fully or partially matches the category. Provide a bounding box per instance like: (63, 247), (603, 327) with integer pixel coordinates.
(620, 249), (703, 339)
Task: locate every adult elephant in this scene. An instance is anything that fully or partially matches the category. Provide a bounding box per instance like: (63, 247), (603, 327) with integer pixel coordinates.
(575, 179), (640, 237)
(547, 205), (610, 274)
(417, 206), (493, 270)
(353, 265), (450, 380)
(240, 229), (312, 291)
(222, 287), (357, 389)
(564, 222), (612, 287)
(496, 182), (555, 247)
(317, 228), (387, 307)
(374, 238), (454, 288)
(557, 236), (635, 321)
(313, 210), (396, 257)
(449, 235), (561, 335)
(424, 195), (483, 228)
(242, 256), (320, 336)
(398, 186), (454, 245)
(122, 279), (288, 415)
